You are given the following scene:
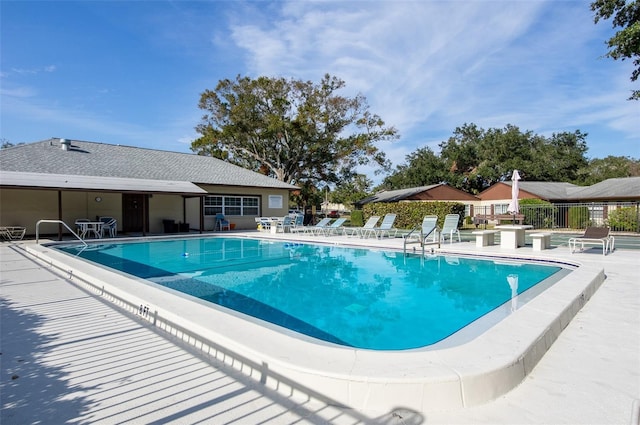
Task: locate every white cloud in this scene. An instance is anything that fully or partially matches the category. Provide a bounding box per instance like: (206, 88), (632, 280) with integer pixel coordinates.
(227, 0), (638, 169)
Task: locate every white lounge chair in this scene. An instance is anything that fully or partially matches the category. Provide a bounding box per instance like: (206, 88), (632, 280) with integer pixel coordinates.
(343, 216), (380, 237)
(301, 217), (332, 235)
(0, 226), (26, 241)
(318, 217), (347, 236)
(363, 213), (398, 239)
(569, 227), (614, 255)
(440, 214), (461, 243)
(405, 215), (439, 244)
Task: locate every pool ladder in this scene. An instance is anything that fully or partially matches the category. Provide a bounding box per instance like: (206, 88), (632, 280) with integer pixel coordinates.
(403, 225), (440, 256)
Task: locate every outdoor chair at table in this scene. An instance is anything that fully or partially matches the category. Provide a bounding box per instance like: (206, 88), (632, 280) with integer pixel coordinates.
(276, 216), (293, 233)
(290, 214), (304, 231)
(214, 213), (230, 231)
(99, 217), (117, 238)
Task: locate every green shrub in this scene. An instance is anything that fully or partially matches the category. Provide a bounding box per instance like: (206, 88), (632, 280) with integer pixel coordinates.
(362, 201), (466, 229)
(568, 206), (590, 229)
(349, 210), (364, 227)
(607, 207), (639, 232)
(520, 198), (556, 228)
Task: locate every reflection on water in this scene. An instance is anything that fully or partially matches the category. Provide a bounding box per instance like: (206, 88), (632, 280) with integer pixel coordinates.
(58, 238), (563, 350)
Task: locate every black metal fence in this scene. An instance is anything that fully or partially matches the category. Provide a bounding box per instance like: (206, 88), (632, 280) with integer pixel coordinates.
(473, 202), (640, 233)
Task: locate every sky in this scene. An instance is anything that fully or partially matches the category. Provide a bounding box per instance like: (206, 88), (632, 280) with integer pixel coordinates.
(1, 0), (639, 182)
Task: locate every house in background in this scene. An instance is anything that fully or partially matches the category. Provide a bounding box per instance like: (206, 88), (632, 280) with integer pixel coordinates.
(355, 184), (479, 216)
(476, 181), (582, 215)
(475, 178), (640, 228)
(477, 178), (640, 211)
(0, 138), (298, 237)
(355, 178), (640, 230)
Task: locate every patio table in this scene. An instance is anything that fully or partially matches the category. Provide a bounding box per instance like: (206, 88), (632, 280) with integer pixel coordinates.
(495, 225), (533, 249)
(76, 221), (103, 239)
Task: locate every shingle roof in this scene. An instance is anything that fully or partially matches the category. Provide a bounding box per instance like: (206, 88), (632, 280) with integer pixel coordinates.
(0, 139), (297, 190)
(508, 181), (582, 201)
(356, 185), (442, 205)
(507, 179), (640, 201)
(358, 184), (439, 204)
(0, 171), (208, 194)
(569, 177), (640, 200)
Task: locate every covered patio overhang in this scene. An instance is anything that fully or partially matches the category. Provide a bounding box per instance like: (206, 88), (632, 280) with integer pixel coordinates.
(0, 171), (209, 239)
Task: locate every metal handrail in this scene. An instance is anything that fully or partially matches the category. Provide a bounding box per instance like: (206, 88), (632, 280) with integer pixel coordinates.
(403, 225), (440, 255)
(36, 219), (87, 247)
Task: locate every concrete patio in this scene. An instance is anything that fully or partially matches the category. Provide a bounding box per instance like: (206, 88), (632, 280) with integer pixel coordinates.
(1, 233), (638, 424)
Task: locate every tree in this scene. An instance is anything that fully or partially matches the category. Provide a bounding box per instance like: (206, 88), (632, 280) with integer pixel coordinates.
(382, 123), (591, 194)
(379, 147), (447, 190)
(192, 74), (396, 190)
(591, 0), (640, 100)
(331, 174), (373, 208)
(1, 139), (22, 149)
(575, 155), (640, 184)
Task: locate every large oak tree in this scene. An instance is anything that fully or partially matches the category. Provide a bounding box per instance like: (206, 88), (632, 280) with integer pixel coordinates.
(192, 74), (396, 189)
(591, 0), (640, 100)
(380, 123), (590, 193)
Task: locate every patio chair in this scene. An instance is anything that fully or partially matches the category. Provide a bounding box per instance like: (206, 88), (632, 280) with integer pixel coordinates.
(215, 213), (230, 231)
(440, 214), (461, 243)
(276, 216), (293, 233)
(290, 213), (304, 231)
(318, 217), (347, 236)
(362, 213), (398, 239)
(343, 216), (380, 237)
(99, 217), (117, 238)
(75, 219), (91, 238)
(255, 217), (271, 231)
(569, 227), (614, 256)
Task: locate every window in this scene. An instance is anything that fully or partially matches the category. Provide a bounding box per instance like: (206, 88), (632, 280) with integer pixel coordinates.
(494, 203), (509, 214)
(204, 195), (260, 216)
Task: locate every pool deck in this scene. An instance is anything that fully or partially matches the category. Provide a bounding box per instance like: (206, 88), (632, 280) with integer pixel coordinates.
(1, 232), (639, 424)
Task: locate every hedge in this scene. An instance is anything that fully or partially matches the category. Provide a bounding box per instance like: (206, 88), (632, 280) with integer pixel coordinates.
(361, 202), (466, 229)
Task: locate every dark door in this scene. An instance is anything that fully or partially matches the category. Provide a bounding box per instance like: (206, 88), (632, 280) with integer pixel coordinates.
(122, 194), (148, 233)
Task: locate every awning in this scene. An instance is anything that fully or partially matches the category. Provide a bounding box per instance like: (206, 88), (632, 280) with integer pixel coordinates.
(0, 171), (208, 194)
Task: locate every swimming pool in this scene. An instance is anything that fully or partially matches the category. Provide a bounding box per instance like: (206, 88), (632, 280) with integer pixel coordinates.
(56, 237), (565, 350)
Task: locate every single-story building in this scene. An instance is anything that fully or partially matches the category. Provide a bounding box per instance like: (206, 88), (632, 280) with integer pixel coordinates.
(355, 178), (639, 230)
(476, 178), (640, 214)
(0, 138), (298, 237)
(355, 184), (480, 216)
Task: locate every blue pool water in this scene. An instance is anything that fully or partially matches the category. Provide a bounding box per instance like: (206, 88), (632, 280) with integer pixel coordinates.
(57, 237), (564, 350)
